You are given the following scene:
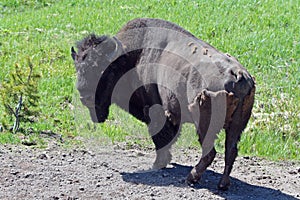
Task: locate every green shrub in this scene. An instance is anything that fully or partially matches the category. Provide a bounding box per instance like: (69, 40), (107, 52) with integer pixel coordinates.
(0, 58), (41, 133)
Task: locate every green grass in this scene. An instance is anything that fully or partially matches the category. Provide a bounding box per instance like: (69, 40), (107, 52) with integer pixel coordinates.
(0, 132), (21, 144)
(0, 0), (299, 160)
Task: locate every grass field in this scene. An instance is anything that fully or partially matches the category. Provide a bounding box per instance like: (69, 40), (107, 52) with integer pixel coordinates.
(0, 0), (299, 160)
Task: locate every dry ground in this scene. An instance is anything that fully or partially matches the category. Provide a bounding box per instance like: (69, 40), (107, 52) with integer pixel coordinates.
(0, 140), (299, 200)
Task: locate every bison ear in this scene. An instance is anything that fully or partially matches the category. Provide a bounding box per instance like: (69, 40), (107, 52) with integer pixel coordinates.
(71, 47), (77, 61)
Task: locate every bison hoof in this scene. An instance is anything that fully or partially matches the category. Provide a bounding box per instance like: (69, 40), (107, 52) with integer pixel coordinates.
(152, 164), (166, 170)
(152, 157), (170, 169)
(152, 149), (172, 169)
(186, 177), (197, 186)
(218, 177), (231, 190)
(186, 168), (201, 185)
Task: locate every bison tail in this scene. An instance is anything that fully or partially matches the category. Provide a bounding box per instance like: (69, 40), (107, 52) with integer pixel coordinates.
(225, 69), (255, 99)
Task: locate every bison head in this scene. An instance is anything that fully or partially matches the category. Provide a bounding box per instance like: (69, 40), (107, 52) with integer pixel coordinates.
(71, 34), (124, 122)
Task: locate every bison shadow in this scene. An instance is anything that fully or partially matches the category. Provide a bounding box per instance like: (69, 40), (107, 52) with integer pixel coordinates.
(121, 163), (298, 200)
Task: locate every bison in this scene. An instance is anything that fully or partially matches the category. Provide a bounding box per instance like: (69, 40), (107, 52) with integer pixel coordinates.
(71, 18), (255, 190)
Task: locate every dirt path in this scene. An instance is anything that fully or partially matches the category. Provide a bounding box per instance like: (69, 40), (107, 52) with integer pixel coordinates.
(0, 141), (299, 200)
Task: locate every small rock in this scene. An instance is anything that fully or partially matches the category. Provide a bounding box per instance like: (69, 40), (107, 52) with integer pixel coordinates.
(288, 171), (297, 175)
(188, 183), (195, 187)
(10, 170), (19, 175)
(113, 168), (119, 173)
(79, 187), (85, 191)
(21, 140), (37, 146)
(38, 153), (48, 160)
(137, 152), (145, 156)
(68, 179), (79, 184)
(67, 196), (78, 200)
(101, 162), (109, 167)
(106, 174), (113, 179)
(24, 173), (34, 178)
(8, 164), (14, 168)
(80, 149), (95, 157)
(257, 175), (271, 180)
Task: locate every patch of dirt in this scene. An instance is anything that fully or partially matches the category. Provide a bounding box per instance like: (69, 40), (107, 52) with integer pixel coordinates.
(0, 141), (299, 200)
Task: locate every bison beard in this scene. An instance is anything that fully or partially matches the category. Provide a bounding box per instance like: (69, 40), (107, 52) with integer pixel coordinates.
(71, 18), (255, 190)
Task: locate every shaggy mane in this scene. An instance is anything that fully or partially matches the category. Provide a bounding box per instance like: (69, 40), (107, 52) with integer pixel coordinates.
(76, 34), (108, 54)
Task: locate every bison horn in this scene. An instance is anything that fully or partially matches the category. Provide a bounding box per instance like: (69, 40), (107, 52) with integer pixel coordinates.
(71, 47), (77, 61)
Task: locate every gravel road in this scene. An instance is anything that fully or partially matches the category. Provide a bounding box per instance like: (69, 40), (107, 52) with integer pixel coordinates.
(0, 140), (299, 200)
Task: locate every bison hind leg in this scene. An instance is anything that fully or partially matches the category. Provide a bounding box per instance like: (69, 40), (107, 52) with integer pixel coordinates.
(187, 90), (228, 185)
(219, 87), (255, 190)
(186, 147), (217, 185)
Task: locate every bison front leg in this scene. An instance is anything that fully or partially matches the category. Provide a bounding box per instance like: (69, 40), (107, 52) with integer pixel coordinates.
(146, 104), (181, 169)
(187, 90), (227, 185)
(152, 145), (172, 169)
(151, 119), (181, 169)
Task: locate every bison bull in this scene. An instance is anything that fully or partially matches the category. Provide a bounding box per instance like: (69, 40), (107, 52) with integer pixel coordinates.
(71, 18), (255, 190)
